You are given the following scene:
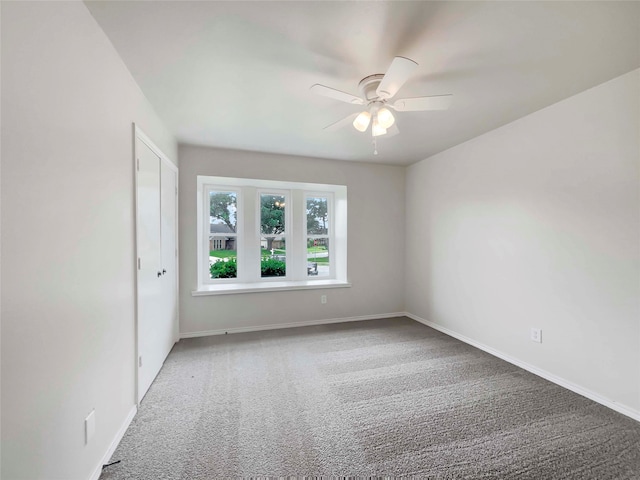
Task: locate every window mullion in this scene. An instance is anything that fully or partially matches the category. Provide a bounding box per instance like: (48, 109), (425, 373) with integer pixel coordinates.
(289, 189), (304, 281)
(240, 186), (258, 282)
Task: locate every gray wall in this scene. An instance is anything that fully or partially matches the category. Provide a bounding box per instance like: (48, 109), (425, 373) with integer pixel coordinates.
(178, 145), (405, 334)
(405, 69), (640, 414)
(1, 2), (177, 479)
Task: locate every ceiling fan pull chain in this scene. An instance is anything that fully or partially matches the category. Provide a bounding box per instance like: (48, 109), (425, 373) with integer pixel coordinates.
(373, 137), (378, 156)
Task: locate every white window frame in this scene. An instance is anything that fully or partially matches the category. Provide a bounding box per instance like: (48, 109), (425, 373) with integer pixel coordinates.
(194, 176), (349, 295)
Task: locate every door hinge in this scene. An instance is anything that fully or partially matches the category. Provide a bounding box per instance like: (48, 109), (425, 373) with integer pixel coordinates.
(137, 257), (141, 270)
(175, 186), (178, 195)
(136, 158), (139, 171)
(138, 356), (142, 367)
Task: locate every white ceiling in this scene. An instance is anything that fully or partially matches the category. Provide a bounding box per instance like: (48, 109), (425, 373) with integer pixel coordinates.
(85, 1), (640, 166)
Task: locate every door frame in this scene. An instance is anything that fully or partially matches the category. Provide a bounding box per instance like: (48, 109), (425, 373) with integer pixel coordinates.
(133, 124), (179, 406)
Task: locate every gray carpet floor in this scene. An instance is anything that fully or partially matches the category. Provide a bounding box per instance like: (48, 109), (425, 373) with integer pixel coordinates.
(100, 317), (640, 479)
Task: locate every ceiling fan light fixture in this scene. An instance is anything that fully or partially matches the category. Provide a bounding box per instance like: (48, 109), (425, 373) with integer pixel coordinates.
(371, 116), (387, 137)
(353, 111), (371, 132)
(377, 107), (395, 129)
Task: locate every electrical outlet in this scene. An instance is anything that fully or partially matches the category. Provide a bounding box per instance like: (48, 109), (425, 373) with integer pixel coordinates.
(85, 410), (96, 445)
(321, 295), (327, 304)
(530, 328), (542, 343)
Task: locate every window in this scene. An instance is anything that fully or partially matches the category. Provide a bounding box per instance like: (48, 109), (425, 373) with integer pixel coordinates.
(260, 191), (288, 278)
(207, 188), (239, 280)
(195, 176), (348, 295)
(306, 195), (331, 278)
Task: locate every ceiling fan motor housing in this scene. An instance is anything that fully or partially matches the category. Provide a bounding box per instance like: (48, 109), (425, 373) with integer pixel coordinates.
(358, 74), (385, 102)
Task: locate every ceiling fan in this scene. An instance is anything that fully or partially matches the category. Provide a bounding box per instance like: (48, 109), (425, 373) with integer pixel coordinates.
(310, 56), (452, 153)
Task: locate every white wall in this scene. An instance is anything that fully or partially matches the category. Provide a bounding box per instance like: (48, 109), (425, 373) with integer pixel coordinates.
(406, 69), (640, 415)
(179, 145), (405, 334)
(1, 2), (176, 479)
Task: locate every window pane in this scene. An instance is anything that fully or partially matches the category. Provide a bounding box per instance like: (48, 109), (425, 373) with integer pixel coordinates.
(260, 194), (286, 235)
(307, 197), (328, 235)
(307, 238), (329, 277)
(261, 236), (286, 277)
(209, 191), (237, 232)
(209, 255), (237, 279)
(209, 230), (237, 279)
(208, 190), (237, 279)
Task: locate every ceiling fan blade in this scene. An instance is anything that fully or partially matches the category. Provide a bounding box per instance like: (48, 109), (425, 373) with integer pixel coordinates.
(310, 84), (364, 105)
(323, 112), (359, 132)
(376, 56), (418, 100)
(392, 94), (453, 112)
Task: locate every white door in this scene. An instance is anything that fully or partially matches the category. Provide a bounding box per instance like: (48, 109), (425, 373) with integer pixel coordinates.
(135, 137), (177, 402)
(160, 160), (178, 352)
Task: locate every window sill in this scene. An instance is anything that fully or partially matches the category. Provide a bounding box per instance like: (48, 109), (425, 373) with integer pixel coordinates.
(192, 279), (351, 296)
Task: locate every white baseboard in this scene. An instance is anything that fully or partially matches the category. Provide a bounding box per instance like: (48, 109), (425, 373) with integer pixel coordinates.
(404, 312), (640, 423)
(88, 405), (137, 480)
(180, 312), (406, 339)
